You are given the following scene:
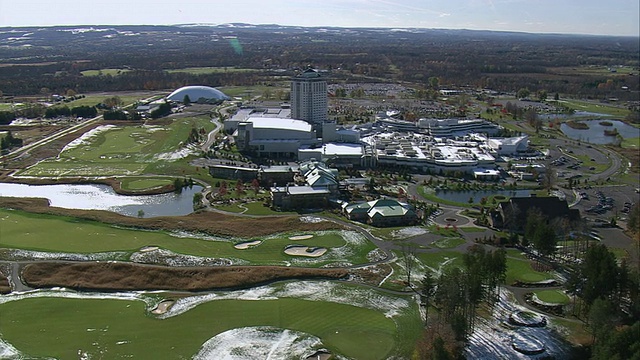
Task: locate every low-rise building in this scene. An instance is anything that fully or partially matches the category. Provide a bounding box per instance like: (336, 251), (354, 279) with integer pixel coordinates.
(491, 196), (581, 232)
(343, 198), (416, 227)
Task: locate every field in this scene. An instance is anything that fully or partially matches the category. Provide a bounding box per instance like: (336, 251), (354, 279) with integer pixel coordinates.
(0, 281), (422, 359)
(80, 68), (131, 76)
(165, 66), (258, 74)
(218, 85), (288, 99)
(555, 99), (630, 118)
(52, 94), (147, 108)
(17, 115), (216, 178)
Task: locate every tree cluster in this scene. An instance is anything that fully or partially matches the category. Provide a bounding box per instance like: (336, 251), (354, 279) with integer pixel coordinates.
(567, 244), (640, 359)
(0, 131), (23, 153)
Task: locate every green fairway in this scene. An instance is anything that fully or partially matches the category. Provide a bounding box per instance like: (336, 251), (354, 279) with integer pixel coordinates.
(17, 115), (215, 178)
(214, 202), (298, 216)
(0, 295), (408, 359)
(534, 290), (570, 305)
(120, 177), (174, 190)
(505, 257), (554, 284)
(0, 209), (373, 266)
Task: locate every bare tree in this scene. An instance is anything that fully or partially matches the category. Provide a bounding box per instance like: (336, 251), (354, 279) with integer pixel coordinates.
(542, 160), (557, 194)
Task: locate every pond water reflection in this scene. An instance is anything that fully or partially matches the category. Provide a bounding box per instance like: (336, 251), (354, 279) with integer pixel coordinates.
(560, 120), (639, 144)
(0, 183), (202, 217)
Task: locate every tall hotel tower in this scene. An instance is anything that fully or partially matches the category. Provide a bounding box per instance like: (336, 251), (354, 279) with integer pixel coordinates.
(291, 68), (328, 135)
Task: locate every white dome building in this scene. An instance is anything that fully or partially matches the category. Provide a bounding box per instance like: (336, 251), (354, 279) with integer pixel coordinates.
(167, 85), (230, 103)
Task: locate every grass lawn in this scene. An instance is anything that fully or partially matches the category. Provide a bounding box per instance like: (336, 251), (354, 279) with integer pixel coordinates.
(0, 103), (17, 111)
(120, 178), (174, 190)
(556, 99), (630, 118)
(18, 115), (215, 179)
(218, 85), (288, 99)
(0, 209), (371, 266)
(0, 295), (412, 359)
(165, 66), (258, 75)
(622, 137), (640, 149)
(534, 290), (570, 305)
(415, 251), (464, 270)
(573, 154), (610, 173)
(505, 257), (554, 284)
(431, 237), (466, 249)
(242, 202), (297, 216)
(428, 225), (459, 237)
(214, 202), (296, 216)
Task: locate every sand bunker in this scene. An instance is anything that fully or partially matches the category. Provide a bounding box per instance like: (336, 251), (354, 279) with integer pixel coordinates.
(289, 235), (314, 241)
(140, 246), (159, 253)
(284, 245), (327, 257)
(151, 300), (174, 315)
(511, 330), (546, 355)
(233, 240), (262, 250)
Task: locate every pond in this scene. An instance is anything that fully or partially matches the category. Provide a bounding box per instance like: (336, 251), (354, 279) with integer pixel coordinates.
(0, 183), (202, 217)
(560, 120), (639, 144)
(435, 189), (531, 204)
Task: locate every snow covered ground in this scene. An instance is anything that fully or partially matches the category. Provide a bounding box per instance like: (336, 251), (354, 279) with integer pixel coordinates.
(466, 288), (571, 359)
(193, 327), (329, 360)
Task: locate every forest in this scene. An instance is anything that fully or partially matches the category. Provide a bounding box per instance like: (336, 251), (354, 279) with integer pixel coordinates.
(0, 24), (638, 100)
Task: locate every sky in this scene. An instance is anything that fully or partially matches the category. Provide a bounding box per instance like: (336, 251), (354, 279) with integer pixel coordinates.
(0, 0), (638, 36)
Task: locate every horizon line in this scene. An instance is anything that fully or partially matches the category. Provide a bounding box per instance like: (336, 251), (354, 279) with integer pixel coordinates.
(0, 22), (638, 38)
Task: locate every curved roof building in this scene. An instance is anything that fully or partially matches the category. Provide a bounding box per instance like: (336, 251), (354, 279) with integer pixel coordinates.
(167, 86), (230, 103)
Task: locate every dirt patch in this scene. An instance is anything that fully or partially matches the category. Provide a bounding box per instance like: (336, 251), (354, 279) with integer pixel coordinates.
(0, 277), (10, 294)
(22, 262), (348, 291)
(0, 197), (343, 238)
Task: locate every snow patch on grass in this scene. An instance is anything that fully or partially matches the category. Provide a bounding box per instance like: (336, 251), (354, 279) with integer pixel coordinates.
(391, 227), (427, 238)
(161, 281), (411, 320)
(61, 125), (117, 153)
(299, 216), (325, 223)
(0, 337), (23, 359)
(154, 145), (197, 161)
(4, 249), (129, 262)
(130, 248), (232, 266)
(193, 327), (324, 360)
